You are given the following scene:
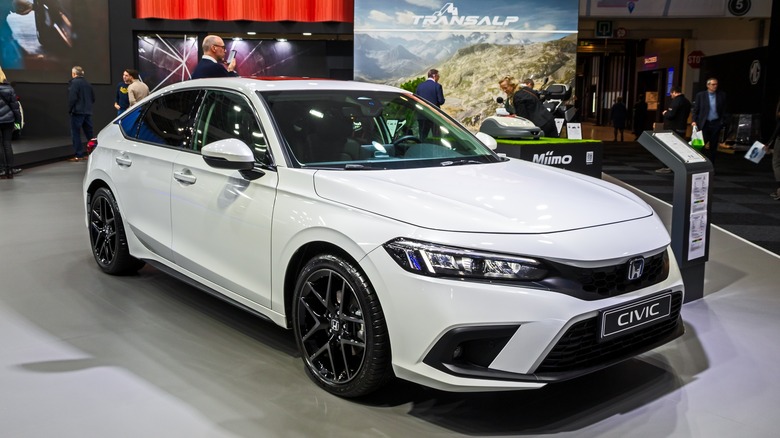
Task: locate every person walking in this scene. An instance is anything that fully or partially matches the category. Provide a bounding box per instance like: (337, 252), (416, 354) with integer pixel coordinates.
(126, 69), (150, 106)
(114, 71), (130, 115)
(691, 77), (728, 164)
(191, 35), (238, 79)
(610, 96), (628, 142)
(415, 68), (445, 138)
(68, 66), (95, 162)
(0, 67), (22, 179)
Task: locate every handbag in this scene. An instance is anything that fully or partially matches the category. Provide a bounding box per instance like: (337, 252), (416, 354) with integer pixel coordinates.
(689, 126), (704, 150)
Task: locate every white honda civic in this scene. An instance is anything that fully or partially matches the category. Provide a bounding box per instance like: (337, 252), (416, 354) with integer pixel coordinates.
(83, 77), (684, 397)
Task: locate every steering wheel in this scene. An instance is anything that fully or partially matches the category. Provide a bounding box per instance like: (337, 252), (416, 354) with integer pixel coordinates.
(392, 135), (422, 146)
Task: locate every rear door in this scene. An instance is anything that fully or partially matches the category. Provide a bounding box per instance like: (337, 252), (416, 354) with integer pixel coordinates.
(110, 89), (202, 261)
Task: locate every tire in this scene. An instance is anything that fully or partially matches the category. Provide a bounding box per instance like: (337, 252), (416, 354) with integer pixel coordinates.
(292, 254), (391, 397)
(88, 187), (145, 275)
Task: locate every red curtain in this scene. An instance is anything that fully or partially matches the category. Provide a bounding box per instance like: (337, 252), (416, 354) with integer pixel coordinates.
(136, 0), (353, 22)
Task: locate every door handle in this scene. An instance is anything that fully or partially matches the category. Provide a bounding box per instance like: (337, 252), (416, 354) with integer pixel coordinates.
(173, 170), (197, 185)
(115, 154), (132, 167)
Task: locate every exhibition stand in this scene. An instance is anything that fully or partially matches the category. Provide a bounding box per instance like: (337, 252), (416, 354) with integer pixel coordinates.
(495, 138), (603, 178)
(638, 130), (713, 303)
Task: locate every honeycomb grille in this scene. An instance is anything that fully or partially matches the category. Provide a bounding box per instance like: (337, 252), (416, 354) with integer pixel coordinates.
(536, 292), (683, 374)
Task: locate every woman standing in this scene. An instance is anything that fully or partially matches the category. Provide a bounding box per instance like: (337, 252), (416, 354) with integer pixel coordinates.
(0, 67), (22, 179)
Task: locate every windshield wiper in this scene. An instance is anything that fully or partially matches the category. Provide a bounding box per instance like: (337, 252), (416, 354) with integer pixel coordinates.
(344, 164), (382, 170)
(440, 159), (483, 167)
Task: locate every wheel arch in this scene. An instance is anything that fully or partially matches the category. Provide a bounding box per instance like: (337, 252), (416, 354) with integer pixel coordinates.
(283, 241), (360, 328)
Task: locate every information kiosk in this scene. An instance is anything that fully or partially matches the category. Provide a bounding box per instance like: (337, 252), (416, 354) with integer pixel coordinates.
(638, 131), (713, 302)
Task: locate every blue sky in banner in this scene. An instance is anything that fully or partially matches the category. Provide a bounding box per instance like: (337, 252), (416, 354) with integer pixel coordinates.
(354, 0), (578, 35)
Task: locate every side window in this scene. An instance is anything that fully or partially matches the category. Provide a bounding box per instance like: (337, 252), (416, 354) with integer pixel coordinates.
(118, 105), (143, 138)
(192, 90), (267, 162)
(132, 90), (202, 147)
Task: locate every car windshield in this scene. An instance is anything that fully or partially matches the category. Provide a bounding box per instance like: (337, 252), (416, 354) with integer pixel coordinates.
(259, 89), (500, 169)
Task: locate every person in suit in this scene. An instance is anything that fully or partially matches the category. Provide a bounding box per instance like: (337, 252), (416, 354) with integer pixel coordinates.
(191, 35), (238, 79)
(67, 66), (95, 162)
(415, 69), (445, 139)
(514, 79), (558, 138)
(691, 77), (728, 164)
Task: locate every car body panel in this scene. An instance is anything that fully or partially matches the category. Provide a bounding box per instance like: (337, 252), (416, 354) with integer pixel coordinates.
(313, 160), (653, 233)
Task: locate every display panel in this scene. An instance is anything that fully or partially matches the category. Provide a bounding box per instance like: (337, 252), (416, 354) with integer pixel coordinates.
(3, 0), (110, 84)
(137, 35), (332, 92)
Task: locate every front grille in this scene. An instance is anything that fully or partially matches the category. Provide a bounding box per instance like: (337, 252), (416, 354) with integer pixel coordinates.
(536, 291), (683, 374)
(538, 250), (669, 300)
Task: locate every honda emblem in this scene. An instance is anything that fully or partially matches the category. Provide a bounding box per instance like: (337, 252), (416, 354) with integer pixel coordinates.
(627, 257), (645, 281)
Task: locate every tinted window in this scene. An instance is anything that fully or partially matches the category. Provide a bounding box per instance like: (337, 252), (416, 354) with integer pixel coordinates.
(192, 90), (267, 162)
(133, 90), (202, 147)
(118, 106), (143, 137)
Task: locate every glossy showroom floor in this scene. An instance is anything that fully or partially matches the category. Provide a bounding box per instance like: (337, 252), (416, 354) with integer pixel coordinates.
(1, 161), (779, 438)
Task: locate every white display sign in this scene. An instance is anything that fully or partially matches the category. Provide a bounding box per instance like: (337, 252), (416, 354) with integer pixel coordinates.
(688, 172), (710, 260)
(566, 122), (582, 140)
(554, 118), (564, 135)
(653, 132), (707, 163)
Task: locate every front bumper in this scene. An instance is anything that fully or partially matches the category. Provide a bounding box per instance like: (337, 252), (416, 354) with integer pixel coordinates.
(363, 246), (685, 392)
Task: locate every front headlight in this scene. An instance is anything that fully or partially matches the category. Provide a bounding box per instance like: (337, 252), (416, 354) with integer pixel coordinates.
(383, 238), (547, 281)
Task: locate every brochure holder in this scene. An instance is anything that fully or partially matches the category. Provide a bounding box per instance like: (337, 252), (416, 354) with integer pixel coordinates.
(638, 130), (714, 302)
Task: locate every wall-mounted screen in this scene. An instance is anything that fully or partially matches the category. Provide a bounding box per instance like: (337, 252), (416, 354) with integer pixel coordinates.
(3, 0), (110, 83)
(137, 34), (334, 92)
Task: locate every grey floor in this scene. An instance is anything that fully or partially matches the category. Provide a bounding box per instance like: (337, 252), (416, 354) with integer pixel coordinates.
(1, 161), (779, 438)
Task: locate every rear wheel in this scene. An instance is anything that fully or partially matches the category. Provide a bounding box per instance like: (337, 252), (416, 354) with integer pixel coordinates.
(88, 187), (145, 275)
(292, 254), (391, 397)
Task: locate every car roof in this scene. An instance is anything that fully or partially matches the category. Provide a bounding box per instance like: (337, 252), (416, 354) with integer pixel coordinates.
(156, 77), (407, 96)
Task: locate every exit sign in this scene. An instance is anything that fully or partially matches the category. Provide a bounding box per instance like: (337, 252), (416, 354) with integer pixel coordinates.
(595, 21), (613, 38)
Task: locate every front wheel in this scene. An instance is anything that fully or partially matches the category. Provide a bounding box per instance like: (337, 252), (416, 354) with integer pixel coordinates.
(292, 254), (391, 397)
(88, 187), (145, 275)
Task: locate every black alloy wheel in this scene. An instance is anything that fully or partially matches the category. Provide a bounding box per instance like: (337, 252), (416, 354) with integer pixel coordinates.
(292, 254), (391, 397)
(88, 187), (144, 275)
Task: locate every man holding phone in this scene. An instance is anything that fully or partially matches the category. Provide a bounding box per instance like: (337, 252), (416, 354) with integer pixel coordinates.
(191, 35), (239, 79)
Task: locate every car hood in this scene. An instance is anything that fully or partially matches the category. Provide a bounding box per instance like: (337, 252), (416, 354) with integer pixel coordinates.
(313, 160), (654, 233)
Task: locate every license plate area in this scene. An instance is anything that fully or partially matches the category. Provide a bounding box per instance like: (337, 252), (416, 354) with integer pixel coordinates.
(599, 292), (672, 340)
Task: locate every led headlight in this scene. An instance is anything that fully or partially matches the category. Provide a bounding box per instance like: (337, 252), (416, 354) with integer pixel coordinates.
(383, 238), (547, 281)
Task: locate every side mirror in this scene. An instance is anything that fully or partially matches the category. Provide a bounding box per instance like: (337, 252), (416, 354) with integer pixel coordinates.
(475, 132), (497, 150)
(201, 138), (256, 171)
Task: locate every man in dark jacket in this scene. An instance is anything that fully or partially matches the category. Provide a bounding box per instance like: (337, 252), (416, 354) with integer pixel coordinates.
(663, 86), (691, 137)
(68, 66), (95, 161)
(0, 67), (22, 178)
(655, 87), (692, 174)
(415, 69), (445, 139)
(514, 79), (558, 138)
(691, 77), (728, 164)
(191, 35), (238, 79)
